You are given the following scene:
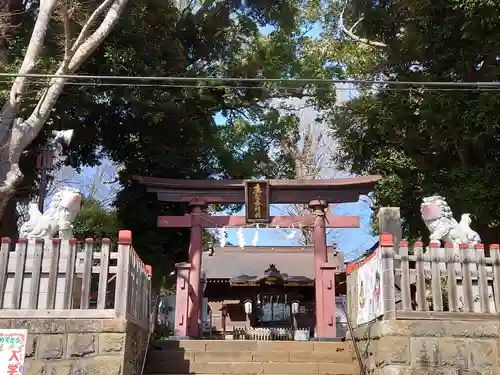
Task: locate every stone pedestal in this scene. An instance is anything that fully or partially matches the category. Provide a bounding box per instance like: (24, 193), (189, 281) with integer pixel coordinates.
(378, 207), (402, 248)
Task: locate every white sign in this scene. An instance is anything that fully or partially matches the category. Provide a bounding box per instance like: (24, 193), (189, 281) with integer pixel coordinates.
(0, 329), (28, 375)
(356, 251), (383, 325)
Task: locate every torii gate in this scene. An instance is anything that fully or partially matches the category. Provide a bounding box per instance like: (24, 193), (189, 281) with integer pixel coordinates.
(133, 175), (382, 338)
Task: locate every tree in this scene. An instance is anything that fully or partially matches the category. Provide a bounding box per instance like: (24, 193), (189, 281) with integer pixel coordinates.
(43, 0), (347, 283)
(3, 0), (371, 282)
(329, 0), (500, 244)
(254, 0), (384, 247)
(0, 0), (128, 220)
(72, 198), (118, 242)
(272, 97), (339, 245)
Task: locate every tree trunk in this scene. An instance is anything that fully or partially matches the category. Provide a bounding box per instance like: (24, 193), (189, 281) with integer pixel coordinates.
(0, 0), (128, 221)
(0, 195), (18, 238)
(0, 142), (19, 221)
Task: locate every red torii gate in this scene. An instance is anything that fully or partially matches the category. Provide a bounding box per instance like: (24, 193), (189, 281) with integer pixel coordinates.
(133, 175), (382, 338)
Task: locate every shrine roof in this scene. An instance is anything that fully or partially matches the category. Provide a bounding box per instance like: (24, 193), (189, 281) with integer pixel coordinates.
(132, 175), (382, 204)
(201, 246), (345, 279)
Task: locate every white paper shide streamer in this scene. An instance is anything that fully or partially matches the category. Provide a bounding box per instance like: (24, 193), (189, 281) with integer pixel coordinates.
(252, 225), (260, 247)
(237, 227), (245, 249)
(218, 226), (227, 248)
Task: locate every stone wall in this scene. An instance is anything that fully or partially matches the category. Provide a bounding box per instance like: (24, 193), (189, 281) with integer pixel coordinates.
(122, 319), (149, 375)
(353, 319), (500, 375)
(0, 317), (149, 375)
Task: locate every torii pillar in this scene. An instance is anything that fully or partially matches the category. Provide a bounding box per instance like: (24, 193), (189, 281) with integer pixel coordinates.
(310, 199), (337, 339)
(187, 199), (205, 337)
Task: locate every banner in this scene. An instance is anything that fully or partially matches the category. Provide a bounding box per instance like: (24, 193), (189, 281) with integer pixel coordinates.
(0, 329), (28, 375)
(356, 251), (383, 325)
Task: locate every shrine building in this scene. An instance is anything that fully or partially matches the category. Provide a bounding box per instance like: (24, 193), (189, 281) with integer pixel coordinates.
(201, 244), (348, 337)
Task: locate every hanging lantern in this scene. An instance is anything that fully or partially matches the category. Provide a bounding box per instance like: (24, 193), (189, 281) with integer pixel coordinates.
(244, 299), (253, 315)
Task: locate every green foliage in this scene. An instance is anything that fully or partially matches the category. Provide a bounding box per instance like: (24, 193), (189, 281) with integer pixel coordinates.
(46, 0), (343, 282)
(72, 198), (118, 243)
(1, 0), (364, 281)
(329, 0), (500, 244)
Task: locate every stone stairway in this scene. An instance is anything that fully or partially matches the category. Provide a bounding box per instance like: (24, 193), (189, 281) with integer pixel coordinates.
(144, 339), (360, 375)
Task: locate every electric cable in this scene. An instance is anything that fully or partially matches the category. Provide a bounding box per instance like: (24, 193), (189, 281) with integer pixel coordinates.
(1, 79), (500, 92)
(0, 72), (499, 88)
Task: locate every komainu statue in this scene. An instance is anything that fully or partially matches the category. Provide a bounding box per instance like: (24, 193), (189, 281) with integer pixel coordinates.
(420, 195), (481, 245)
(20, 187), (82, 244)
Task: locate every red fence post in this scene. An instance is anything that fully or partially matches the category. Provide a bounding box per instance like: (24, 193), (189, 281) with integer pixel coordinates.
(115, 230), (133, 316)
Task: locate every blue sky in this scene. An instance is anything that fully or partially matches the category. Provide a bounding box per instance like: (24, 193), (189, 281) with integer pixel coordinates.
(260, 20), (322, 38)
(220, 203), (376, 261)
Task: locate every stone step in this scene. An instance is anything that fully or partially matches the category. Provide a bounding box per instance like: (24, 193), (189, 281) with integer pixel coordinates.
(145, 340), (360, 375)
(144, 361), (359, 374)
(150, 339), (355, 353)
(147, 349), (356, 364)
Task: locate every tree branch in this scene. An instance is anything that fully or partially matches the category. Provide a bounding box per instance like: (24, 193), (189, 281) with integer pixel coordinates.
(339, 6), (387, 48)
(59, 2), (73, 66)
(0, 0), (58, 143)
(71, 0), (115, 53)
(69, 0), (126, 71)
(13, 0), (128, 150)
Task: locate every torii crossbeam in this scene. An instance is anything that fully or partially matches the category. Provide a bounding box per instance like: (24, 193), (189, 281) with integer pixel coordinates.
(158, 214), (360, 228)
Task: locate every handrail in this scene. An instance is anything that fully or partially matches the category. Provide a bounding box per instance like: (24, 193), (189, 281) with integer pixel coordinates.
(140, 294), (159, 375)
(341, 297), (366, 375)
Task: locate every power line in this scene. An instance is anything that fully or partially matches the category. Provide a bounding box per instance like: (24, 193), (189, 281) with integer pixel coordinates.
(56, 82), (500, 91)
(2, 79), (500, 92)
(1, 72), (500, 88)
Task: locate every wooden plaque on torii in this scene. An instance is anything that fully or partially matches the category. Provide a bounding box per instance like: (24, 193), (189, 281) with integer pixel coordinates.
(244, 180), (270, 224)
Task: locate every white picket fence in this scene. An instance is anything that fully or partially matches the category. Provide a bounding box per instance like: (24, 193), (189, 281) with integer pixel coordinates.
(347, 237), (500, 325)
(0, 231), (152, 329)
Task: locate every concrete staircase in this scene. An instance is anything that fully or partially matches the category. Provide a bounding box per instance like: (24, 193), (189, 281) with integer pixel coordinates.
(144, 340), (360, 375)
